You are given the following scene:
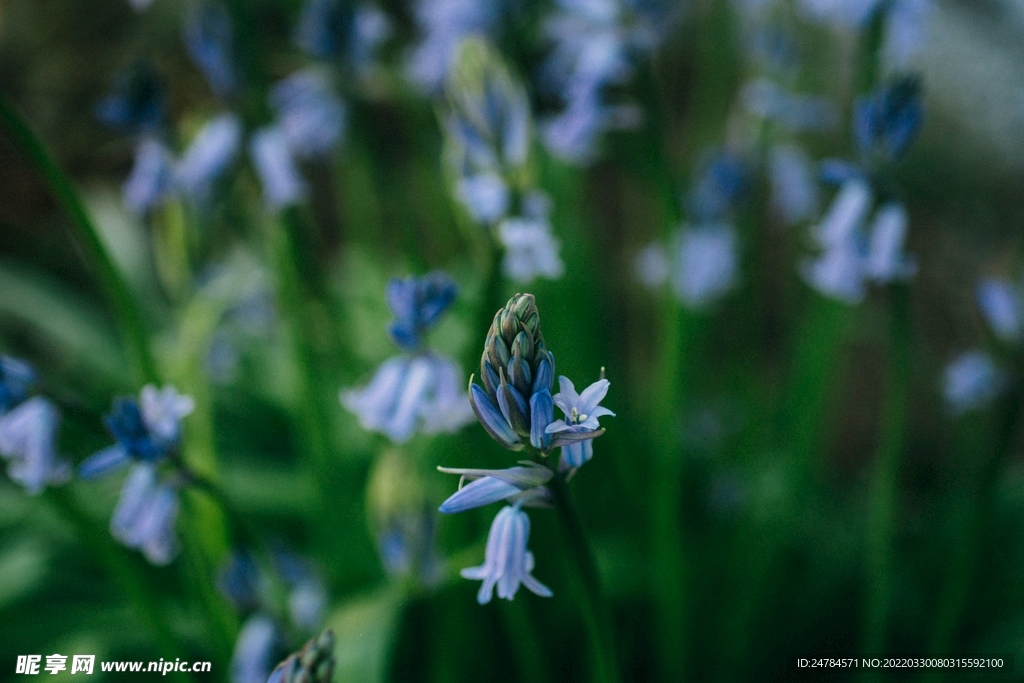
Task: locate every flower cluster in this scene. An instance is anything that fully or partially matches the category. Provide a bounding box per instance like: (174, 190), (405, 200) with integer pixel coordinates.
(406, 0), (499, 93)
(266, 629), (335, 683)
(943, 273), (1024, 414)
(0, 357), (70, 495)
(802, 79), (922, 303)
(636, 153), (745, 309)
(538, 0), (664, 164)
(439, 294), (614, 603)
(78, 385), (194, 565)
(444, 38), (565, 282)
(220, 549), (327, 683)
(341, 272), (474, 443)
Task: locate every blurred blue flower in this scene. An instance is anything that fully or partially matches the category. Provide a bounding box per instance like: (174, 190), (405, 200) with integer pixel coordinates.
(218, 551), (264, 612)
(79, 385), (194, 478)
(537, 0), (662, 164)
(385, 272), (458, 350)
(546, 376), (614, 470)
(270, 70), (346, 160)
(796, 0), (881, 28)
(184, 2), (237, 98)
(123, 138), (175, 213)
(95, 62), (165, 133)
(802, 180), (916, 302)
(296, 0), (391, 70)
(854, 78), (923, 165)
(741, 79), (838, 132)
(437, 462), (553, 513)
(863, 203), (916, 283)
(342, 354), (474, 443)
(976, 278), (1022, 342)
(498, 217), (566, 283)
(377, 510), (443, 584)
(0, 397), (70, 495)
(0, 356), (36, 413)
(768, 145), (820, 226)
(882, 0), (932, 70)
(110, 464), (180, 565)
(943, 350), (1004, 415)
(406, 0), (499, 93)
(461, 505), (552, 604)
(672, 224), (739, 309)
(455, 173), (509, 224)
(249, 126), (307, 209)
(174, 113), (242, 204)
(230, 615), (282, 683)
(689, 153), (748, 224)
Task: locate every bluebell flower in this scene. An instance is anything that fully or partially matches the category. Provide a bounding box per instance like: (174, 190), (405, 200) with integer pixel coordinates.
(437, 462), (553, 513)
(230, 615), (282, 683)
(0, 397), (70, 495)
(864, 203), (916, 283)
(671, 224), (738, 309)
(537, 0), (662, 164)
(95, 62), (165, 133)
(129, 0), (155, 11)
(540, 90), (641, 164)
(0, 356), (36, 413)
(296, 0), (391, 71)
(249, 127), (306, 209)
(184, 2), (237, 98)
(545, 376), (615, 470)
(796, 0), (881, 28)
(406, 0), (499, 93)
(218, 551), (264, 612)
(976, 278), (1022, 342)
(79, 385), (194, 478)
(266, 630), (334, 683)
(882, 0), (932, 70)
(444, 39), (531, 177)
(268, 548), (327, 630)
(123, 138), (175, 213)
(740, 79), (838, 132)
(802, 180), (917, 302)
(460, 505), (552, 604)
(455, 173), (509, 224)
(384, 272), (458, 351)
(497, 217), (565, 283)
(377, 511), (442, 584)
(689, 153), (748, 224)
(943, 350), (1004, 415)
(342, 354), (474, 443)
(110, 464), (180, 565)
(801, 179), (872, 303)
(174, 113), (243, 204)
(768, 145), (820, 226)
(270, 70), (346, 160)
(854, 78), (923, 165)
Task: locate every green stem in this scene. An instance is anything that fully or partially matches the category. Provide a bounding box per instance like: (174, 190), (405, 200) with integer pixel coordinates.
(45, 488), (194, 683)
(0, 95), (156, 384)
(859, 284), (911, 679)
(499, 599), (552, 683)
(651, 302), (699, 682)
(549, 475), (622, 683)
(919, 385), (1021, 683)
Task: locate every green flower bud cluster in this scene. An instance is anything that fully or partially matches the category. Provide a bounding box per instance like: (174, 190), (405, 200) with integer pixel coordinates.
(267, 629), (335, 683)
(470, 294), (555, 450)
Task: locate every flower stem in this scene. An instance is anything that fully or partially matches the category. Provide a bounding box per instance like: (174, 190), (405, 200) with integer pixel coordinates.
(45, 488), (195, 683)
(549, 475), (622, 683)
(0, 95), (157, 384)
(919, 384), (1021, 683)
(859, 284), (911, 679)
